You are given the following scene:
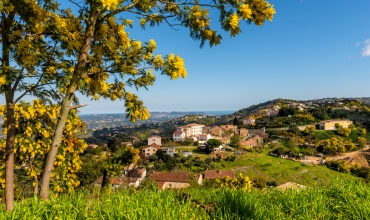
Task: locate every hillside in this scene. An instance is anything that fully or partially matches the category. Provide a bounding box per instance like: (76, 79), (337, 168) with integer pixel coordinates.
(1, 178), (370, 219)
(213, 150), (360, 187)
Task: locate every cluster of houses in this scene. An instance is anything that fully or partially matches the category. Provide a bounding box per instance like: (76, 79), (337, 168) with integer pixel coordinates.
(172, 123), (267, 149)
(140, 135), (178, 158)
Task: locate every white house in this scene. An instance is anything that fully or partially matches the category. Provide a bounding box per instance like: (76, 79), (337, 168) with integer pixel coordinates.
(199, 134), (212, 142)
(148, 135), (162, 146)
(160, 146), (176, 156)
(141, 143), (160, 157)
(243, 118), (255, 126)
(173, 131), (185, 141)
(173, 123), (205, 141)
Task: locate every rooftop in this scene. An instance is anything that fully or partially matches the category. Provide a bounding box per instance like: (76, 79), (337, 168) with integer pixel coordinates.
(149, 172), (189, 183)
(204, 170), (235, 180)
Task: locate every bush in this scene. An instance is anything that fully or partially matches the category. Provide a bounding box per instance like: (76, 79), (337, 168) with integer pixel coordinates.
(326, 160), (350, 173)
(252, 177), (266, 189)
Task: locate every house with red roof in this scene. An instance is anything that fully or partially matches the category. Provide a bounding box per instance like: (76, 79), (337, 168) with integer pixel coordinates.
(141, 143), (161, 157)
(204, 170), (235, 180)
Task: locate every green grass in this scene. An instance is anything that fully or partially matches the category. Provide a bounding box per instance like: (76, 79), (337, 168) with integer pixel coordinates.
(191, 179), (370, 219)
(212, 150), (360, 186)
(0, 190), (209, 220)
(2, 179), (370, 219)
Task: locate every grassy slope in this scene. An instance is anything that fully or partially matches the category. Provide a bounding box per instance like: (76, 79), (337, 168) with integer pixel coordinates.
(213, 150), (360, 186)
(2, 179), (370, 219)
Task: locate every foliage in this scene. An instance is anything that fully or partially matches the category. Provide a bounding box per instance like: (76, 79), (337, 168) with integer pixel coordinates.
(0, 101), (87, 198)
(293, 113), (315, 123)
(351, 165), (370, 182)
(357, 136), (367, 147)
(229, 134), (242, 150)
(319, 137), (345, 154)
(206, 139), (222, 149)
(213, 174), (251, 192)
(251, 176), (266, 188)
(303, 125), (316, 134)
(326, 160), (350, 173)
(335, 123), (352, 137)
(77, 154), (103, 188)
(269, 146), (286, 157)
(3, 179), (370, 219)
(233, 116), (239, 126)
(100, 146), (139, 187)
(278, 107), (297, 117)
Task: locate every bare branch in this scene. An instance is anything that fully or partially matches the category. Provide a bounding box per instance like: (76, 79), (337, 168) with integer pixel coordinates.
(70, 104), (88, 109)
(14, 83), (55, 104)
(12, 66), (25, 93)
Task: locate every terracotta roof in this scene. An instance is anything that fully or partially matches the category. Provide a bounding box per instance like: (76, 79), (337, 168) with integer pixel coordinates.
(240, 139), (257, 145)
(173, 131), (184, 134)
(204, 170), (235, 180)
(156, 181), (166, 190)
(148, 135), (161, 139)
(149, 172), (189, 183)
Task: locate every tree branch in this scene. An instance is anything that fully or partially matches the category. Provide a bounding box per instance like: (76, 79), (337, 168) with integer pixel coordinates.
(14, 83), (54, 104)
(12, 66), (24, 93)
(70, 104), (88, 109)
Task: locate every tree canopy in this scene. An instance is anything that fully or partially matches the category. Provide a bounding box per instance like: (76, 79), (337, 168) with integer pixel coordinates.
(0, 0), (276, 209)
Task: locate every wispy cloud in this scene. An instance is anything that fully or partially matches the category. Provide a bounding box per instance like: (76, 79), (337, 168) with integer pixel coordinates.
(355, 42), (360, 47)
(362, 39), (370, 57)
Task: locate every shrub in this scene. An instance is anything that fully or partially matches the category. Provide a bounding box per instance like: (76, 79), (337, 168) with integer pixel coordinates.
(252, 177), (266, 189)
(326, 160), (350, 173)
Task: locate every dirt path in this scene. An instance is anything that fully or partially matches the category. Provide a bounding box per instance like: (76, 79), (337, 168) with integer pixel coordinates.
(301, 146), (370, 165)
(326, 146), (370, 161)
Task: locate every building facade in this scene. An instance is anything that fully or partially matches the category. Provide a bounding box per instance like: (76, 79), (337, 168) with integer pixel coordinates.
(318, 119), (353, 130)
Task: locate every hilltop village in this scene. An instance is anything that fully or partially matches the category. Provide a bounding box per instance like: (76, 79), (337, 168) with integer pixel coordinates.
(83, 98), (370, 190)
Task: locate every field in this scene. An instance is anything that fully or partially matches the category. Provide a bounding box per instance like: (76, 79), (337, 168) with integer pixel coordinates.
(212, 149), (361, 186)
(1, 179), (370, 219)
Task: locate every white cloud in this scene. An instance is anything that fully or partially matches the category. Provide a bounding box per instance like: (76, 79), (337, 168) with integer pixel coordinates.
(362, 39), (370, 57)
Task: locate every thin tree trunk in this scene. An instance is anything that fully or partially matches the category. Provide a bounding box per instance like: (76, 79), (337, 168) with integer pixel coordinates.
(2, 10), (16, 211)
(39, 22), (95, 199)
(101, 169), (109, 188)
(5, 94), (15, 211)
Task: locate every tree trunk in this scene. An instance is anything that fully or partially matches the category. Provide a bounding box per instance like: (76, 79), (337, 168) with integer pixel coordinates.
(39, 92), (75, 199)
(5, 94), (15, 211)
(101, 169), (109, 189)
(2, 11), (16, 211)
(39, 22), (95, 199)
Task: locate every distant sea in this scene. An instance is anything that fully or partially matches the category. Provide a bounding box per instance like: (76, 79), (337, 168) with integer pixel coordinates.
(203, 110), (235, 116)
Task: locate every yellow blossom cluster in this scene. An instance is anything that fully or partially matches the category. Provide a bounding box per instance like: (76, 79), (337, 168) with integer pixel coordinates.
(124, 92), (150, 122)
(250, 0), (276, 26)
(224, 0), (276, 37)
(163, 54), (187, 80)
(0, 100), (87, 197)
(99, 0), (119, 10)
(214, 173), (251, 192)
(189, 6), (210, 29)
(229, 13), (241, 36)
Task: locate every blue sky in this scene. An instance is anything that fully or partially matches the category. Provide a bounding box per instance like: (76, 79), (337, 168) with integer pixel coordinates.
(2, 0), (370, 113)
